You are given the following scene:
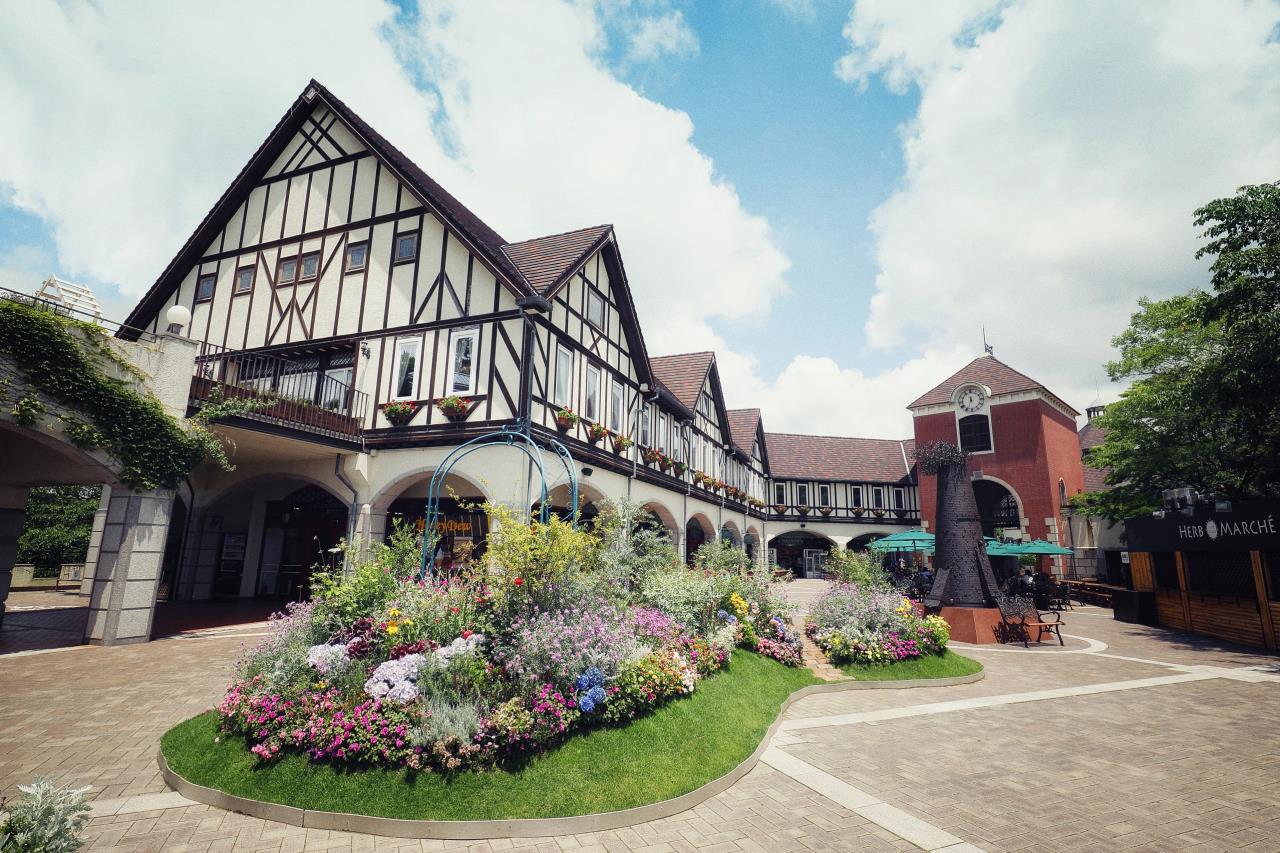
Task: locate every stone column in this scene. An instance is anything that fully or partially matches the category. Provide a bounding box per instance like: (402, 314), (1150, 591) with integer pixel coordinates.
(0, 486), (31, 630)
(84, 488), (175, 646)
(80, 485), (112, 596)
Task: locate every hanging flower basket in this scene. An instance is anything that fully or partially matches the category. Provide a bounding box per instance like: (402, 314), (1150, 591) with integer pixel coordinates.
(555, 407), (579, 432)
(611, 433), (634, 454)
(772, 503), (787, 514)
(818, 506), (833, 517)
(852, 507), (865, 517)
(658, 453), (673, 473)
(672, 460), (688, 477)
(894, 509), (909, 518)
(872, 508), (886, 518)
(797, 505), (810, 516)
(587, 422), (609, 445)
(382, 400), (417, 427)
(435, 395), (472, 422)
(692, 470), (707, 485)
(643, 447), (663, 466)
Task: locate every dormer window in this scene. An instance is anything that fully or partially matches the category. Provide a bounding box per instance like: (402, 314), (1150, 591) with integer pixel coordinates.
(958, 414), (993, 453)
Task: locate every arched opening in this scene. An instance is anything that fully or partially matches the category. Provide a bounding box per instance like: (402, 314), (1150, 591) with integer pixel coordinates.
(745, 526), (761, 562)
(535, 482), (607, 528)
(156, 493), (189, 602)
(375, 471), (490, 571)
(720, 520), (742, 548)
(848, 531), (891, 552)
(256, 485), (347, 600)
(685, 514), (713, 563)
(639, 501), (679, 541)
(973, 479), (1021, 538)
(768, 530), (834, 578)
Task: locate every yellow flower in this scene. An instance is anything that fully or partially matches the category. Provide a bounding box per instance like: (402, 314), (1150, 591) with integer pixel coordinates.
(388, 608), (402, 618)
(386, 622), (400, 635)
(403, 619), (414, 627)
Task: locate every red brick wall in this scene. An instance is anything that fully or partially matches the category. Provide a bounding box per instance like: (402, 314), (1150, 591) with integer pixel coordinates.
(913, 398), (1085, 544)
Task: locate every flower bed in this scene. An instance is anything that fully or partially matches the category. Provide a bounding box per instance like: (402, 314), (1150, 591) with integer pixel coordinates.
(212, 503), (803, 776)
(804, 584), (951, 666)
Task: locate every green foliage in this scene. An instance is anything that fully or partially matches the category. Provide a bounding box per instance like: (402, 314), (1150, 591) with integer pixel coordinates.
(16, 486), (101, 570)
(10, 394), (45, 426)
(482, 501), (598, 610)
(311, 560), (398, 632)
(1080, 182), (1280, 521)
(0, 299), (205, 490)
(823, 549), (890, 589)
(590, 499), (680, 597)
(0, 776), (91, 853)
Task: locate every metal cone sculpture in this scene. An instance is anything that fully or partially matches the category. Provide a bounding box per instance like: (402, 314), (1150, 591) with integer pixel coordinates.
(917, 442), (1000, 608)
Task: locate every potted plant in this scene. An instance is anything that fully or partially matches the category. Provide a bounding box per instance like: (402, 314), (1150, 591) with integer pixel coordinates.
(587, 422), (608, 445)
(643, 446), (663, 466)
(611, 432), (634, 454)
(692, 470), (707, 485)
(772, 503), (787, 514)
(872, 507), (886, 518)
(852, 506), (865, 518)
(435, 395), (471, 421)
(555, 407), (579, 432)
(818, 506), (833, 516)
(797, 504), (810, 516)
(895, 508), (909, 518)
(382, 400), (417, 427)
(658, 451), (673, 473)
(673, 460), (688, 477)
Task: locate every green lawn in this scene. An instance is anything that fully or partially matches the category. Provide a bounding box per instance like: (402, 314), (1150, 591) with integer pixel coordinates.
(161, 651), (819, 821)
(837, 650), (983, 681)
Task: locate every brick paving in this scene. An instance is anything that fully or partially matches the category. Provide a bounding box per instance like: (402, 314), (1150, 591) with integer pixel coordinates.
(0, 585), (1278, 851)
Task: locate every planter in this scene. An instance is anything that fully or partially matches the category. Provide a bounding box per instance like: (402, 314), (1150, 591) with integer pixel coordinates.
(659, 460), (673, 474)
(383, 404), (418, 427)
(611, 436), (634, 454)
(436, 398), (475, 422)
(852, 508), (865, 518)
(556, 415), (577, 433)
(673, 463), (688, 477)
(818, 507), (833, 517)
(772, 504), (787, 515)
(872, 509), (886, 518)
(797, 506), (810, 516)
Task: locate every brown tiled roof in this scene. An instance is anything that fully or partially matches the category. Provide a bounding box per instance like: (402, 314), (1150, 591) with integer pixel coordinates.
(649, 352), (714, 411)
(764, 433), (914, 483)
(1078, 420), (1106, 451)
(502, 225), (613, 296)
(1083, 464), (1111, 492)
(726, 409), (761, 452)
(907, 355), (1079, 415)
(1079, 421), (1111, 492)
(123, 79), (533, 332)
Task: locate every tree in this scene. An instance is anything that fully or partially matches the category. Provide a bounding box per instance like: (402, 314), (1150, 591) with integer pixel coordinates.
(16, 486), (101, 572)
(1078, 181), (1280, 522)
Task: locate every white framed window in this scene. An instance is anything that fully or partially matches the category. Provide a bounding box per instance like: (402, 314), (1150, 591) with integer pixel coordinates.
(447, 328), (478, 395)
(819, 484), (831, 507)
(774, 483), (786, 505)
(609, 379), (624, 432)
(850, 485), (863, 508)
(893, 487), (906, 510)
(796, 484), (810, 506)
(872, 486), (885, 509)
(554, 345), (572, 407)
(586, 290), (605, 328)
(391, 337), (421, 401)
(584, 363), (601, 422)
(639, 406), (650, 446)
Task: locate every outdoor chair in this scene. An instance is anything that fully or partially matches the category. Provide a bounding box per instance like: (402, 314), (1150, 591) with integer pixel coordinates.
(996, 595), (1065, 647)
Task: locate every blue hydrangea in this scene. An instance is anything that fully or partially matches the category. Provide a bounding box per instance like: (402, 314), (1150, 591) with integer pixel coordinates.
(727, 614), (738, 625)
(587, 685), (606, 705)
(578, 694), (596, 714)
(583, 666), (605, 689)
(717, 609), (729, 621)
(574, 673), (591, 692)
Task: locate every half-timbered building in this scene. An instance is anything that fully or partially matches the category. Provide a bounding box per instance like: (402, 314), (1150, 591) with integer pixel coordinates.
(117, 79), (938, 602)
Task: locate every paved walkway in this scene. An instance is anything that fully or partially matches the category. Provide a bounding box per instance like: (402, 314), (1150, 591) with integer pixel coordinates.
(1, 587), (1279, 851)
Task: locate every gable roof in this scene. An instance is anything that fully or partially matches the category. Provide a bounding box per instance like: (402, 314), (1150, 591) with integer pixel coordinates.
(1078, 420), (1106, 451)
(649, 352), (714, 411)
(123, 79), (533, 333)
(907, 355), (1079, 415)
(765, 433), (915, 483)
(726, 409), (761, 452)
(502, 225), (613, 296)
(1079, 421), (1112, 492)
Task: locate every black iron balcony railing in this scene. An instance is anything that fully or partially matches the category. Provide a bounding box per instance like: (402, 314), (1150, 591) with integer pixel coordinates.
(192, 342), (367, 441)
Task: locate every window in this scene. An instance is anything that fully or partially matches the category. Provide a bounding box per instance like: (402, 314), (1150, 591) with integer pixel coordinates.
(584, 364), (601, 422)
(447, 329), (478, 395)
(321, 367), (353, 411)
(554, 345), (572, 407)
(850, 486), (863, 508)
(234, 265), (255, 295)
(1152, 552), (1180, 590)
(958, 414), (993, 453)
(586, 290), (605, 328)
(796, 484), (810, 506)
(277, 256), (298, 285)
(818, 484), (831, 507)
(872, 487), (885, 509)
(299, 251), (320, 282)
(639, 407), (650, 447)
(344, 241), (368, 273)
(195, 273), (216, 303)
(893, 488), (906, 510)
(392, 338), (420, 400)
(394, 231), (419, 264)
(609, 380), (624, 432)
(1185, 551), (1256, 598)
(774, 483), (786, 505)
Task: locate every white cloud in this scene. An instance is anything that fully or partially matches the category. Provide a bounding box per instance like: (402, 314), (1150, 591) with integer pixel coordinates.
(840, 0), (1280, 418)
(626, 10), (698, 62)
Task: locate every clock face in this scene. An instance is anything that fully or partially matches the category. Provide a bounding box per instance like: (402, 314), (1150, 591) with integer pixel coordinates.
(958, 386), (985, 412)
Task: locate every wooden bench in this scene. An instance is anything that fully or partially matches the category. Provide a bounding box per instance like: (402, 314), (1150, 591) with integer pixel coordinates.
(996, 595), (1065, 647)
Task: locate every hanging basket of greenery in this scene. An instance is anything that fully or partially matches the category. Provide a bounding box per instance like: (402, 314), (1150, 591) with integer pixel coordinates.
(555, 407), (579, 432)
(434, 395), (472, 422)
(587, 422), (608, 445)
(382, 400), (418, 427)
(610, 432), (634, 454)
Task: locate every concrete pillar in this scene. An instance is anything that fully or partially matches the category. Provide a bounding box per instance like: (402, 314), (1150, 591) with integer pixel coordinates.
(84, 488), (175, 646)
(0, 486), (31, 629)
(80, 484), (112, 596)
(238, 498), (268, 597)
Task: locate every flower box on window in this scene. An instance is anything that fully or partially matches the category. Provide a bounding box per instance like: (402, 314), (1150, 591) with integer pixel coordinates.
(611, 433), (634, 454)
(643, 447), (663, 466)
(382, 400), (418, 427)
(587, 422), (609, 445)
(852, 507), (865, 517)
(435, 395), (474, 422)
(772, 503), (787, 515)
(818, 506), (833, 517)
(658, 452), (673, 473)
(872, 508), (886, 518)
(797, 505), (810, 516)
(673, 460), (688, 477)
(555, 407), (579, 432)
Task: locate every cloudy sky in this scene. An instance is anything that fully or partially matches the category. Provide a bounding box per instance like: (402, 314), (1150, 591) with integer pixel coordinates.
(1, 0), (1277, 437)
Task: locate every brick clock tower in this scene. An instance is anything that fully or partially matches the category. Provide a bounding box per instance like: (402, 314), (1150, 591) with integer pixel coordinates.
(908, 355), (1086, 569)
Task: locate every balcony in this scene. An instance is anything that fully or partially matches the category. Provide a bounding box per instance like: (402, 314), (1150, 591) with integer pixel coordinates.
(768, 504), (920, 524)
(191, 344), (368, 442)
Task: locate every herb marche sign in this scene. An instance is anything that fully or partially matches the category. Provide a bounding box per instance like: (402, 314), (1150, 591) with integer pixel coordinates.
(1126, 501), (1280, 553)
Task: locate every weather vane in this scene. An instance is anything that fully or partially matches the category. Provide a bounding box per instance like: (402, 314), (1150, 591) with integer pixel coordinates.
(982, 327), (994, 356)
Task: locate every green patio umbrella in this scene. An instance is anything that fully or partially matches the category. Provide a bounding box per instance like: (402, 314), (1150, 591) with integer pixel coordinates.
(867, 529), (935, 552)
(1017, 539), (1075, 556)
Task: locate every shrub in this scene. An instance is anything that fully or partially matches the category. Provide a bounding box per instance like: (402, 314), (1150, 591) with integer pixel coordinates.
(639, 567), (718, 632)
(823, 550), (891, 589)
(0, 777), (90, 853)
(499, 606), (641, 694)
(806, 584), (947, 666)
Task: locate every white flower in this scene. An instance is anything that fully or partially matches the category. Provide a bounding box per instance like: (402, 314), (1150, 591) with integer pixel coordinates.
(363, 654), (427, 703)
(306, 643), (349, 675)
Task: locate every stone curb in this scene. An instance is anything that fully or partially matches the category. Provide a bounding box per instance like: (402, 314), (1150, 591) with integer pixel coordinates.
(158, 664), (984, 839)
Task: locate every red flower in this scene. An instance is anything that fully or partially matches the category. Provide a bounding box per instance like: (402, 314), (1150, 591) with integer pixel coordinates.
(462, 630), (473, 639)
(513, 577), (524, 587)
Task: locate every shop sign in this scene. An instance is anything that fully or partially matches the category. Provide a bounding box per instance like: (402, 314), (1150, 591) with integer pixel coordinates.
(1126, 501), (1280, 552)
